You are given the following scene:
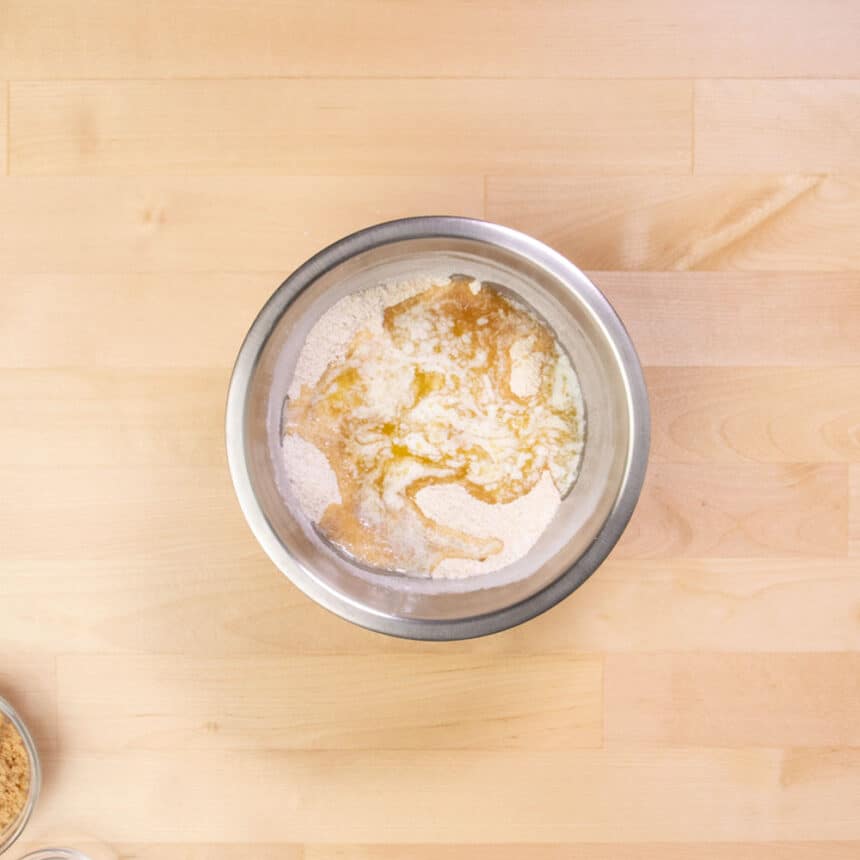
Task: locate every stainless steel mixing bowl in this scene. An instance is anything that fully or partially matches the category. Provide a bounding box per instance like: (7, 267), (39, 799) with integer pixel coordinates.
(226, 217), (649, 640)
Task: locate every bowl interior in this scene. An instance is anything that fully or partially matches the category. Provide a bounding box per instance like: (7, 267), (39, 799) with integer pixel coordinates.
(232, 231), (642, 636)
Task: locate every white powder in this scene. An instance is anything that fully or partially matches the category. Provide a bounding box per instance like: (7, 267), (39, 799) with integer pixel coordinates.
(415, 472), (561, 579)
(288, 278), (430, 400)
(282, 434), (341, 522)
(509, 335), (543, 398)
(283, 276), (581, 579)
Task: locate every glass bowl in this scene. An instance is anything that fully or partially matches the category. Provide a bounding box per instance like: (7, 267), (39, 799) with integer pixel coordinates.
(226, 217), (650, 640)
(19, 851), (92, 860)
(0, 695), (41, 856)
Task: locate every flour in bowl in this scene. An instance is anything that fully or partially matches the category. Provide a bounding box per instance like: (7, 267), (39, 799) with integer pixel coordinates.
(282, 274), (585, 579)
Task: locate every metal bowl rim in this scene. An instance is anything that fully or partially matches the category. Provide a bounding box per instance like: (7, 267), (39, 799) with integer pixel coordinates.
(225, 216), (650, 641)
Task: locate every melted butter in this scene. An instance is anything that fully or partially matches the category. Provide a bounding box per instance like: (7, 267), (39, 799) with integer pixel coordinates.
(286, 276), (583, 575)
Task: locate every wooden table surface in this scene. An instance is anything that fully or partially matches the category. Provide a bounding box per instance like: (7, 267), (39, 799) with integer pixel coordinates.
(2, 2), (860, 858)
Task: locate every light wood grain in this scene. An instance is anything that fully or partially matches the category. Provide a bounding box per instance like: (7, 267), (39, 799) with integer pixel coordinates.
(0, 274), (276, 367)
(9, 79), (691, 176)
(117, 849), (302, 860)
(601, 272), (860, 366)
(122, 850), (301, 860)
(18, 844), (860, 860)
(56, 655), (602, 751)
(0, 561), (290, 658)
(696, 80), (860, 173)
(0, 370), (227, 465)
(0, 656), (57, 754)
(487, 175), (860, 270)
(647, 367), (860, 463)
(615, 463), (848, 558)
(14, 846), (303, 860)
(33, 748), (860, 842)
(519, 559), (860, 654)
(4, 559), (860, 658)
(0, 177), (483, 273)
(605, 653), (860, 748)
(0, 466), (246, 564)
(50, 849), (860, 860)
(305, 845), (860, 860)
(4, 1), (860, 79)
(851, 465), (860, 555)
(1, 82), (6, 175)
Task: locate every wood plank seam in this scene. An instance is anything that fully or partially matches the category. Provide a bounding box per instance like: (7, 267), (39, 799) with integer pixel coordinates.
(694, 79), (860, 173)
(7, 78), (692, 176)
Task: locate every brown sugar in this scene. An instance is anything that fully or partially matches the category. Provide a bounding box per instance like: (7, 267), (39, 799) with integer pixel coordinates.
(0, 713), (30, 835)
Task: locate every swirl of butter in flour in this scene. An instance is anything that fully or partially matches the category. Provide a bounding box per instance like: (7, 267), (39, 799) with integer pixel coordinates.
(285, 277), (583, 575)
